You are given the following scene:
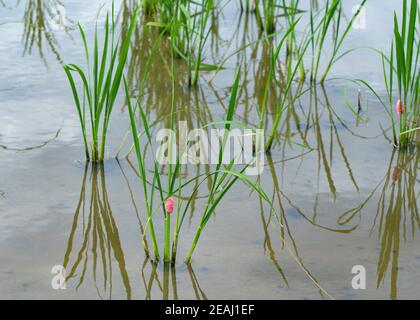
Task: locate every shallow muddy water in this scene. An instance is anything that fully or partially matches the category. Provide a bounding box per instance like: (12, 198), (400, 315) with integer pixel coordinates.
(0, 0), (419, 300)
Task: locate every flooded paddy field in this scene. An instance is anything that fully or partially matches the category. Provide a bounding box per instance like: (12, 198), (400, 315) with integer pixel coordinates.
(0, 0), (419, 300)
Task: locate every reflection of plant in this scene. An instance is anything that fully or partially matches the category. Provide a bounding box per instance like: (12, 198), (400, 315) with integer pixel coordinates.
(141, 259), (207, 300)
(374, 150), (419, 300)
(22, 0), (70, 64)
(255, 152), (358, 299)
(274, 84), (362, 202)
(337, 149), (419, 300)
(63, 164), (132, 299)
(62, 162), (208, 300)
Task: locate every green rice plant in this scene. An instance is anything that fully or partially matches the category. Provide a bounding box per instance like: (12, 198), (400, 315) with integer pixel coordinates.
(264, 23), (312, 152)
(281, 0), (306, 79)
(240, 0), (255, 13)
(190, 0), (214, 86)
(183, 68), (265, 262)
(253, 0), (304, 35)
(309, 0), (367, 83)
(255, 0), (276, 34)
(387, 0), (419, 148)
(63, 5), (139, 162)
(261, 0), (366, 152)
(149, 0), (214, 86)
(154, 0), (215, 83)
(358, 0), (419, 148)
(126, 65), (275, 263)
(141, 0), (158, 15)
(146, 0), (190, 35)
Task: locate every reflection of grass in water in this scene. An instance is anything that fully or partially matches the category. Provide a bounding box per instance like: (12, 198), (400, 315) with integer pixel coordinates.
(255, 152), (359, 300)
(141, 259), (207, 300)
(337, 150), (419, 299)
(271, 84), (363, 207)
(373, 150), (419, 300)
(63, 163), (131, 299)
(63, 161), (207, 299)
(22, 0), (71, 65)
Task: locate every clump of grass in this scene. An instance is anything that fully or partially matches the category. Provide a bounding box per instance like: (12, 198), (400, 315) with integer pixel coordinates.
(253, 1), (303, 35)
(64, 5), (139, 162)
(141, 0), (158, 15)
(309, 0), (367, 83)
(255, 0), (276, 34)
(171, 0), (214, 86)
(263, 20), (312, 152)
(359, 0), (419, 148)
(148, 0), (215, 86)
(126, 64), (273, 263)
(387, 0), (420, 148)
(240, 0), (255, 13)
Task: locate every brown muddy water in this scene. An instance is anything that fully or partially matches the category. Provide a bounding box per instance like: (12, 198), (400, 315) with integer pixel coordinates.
(0, 0), (419, 300)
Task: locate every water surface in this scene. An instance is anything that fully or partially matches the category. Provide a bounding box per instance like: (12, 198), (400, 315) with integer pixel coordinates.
(0, 0), (418, 300)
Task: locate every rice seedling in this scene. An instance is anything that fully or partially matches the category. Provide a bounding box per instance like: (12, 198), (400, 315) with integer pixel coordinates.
(280, 0), (306, 79)
(189, 0), (214, 86)
(148, 0), (215, 86)
(309, 0), (367, 83)
(385, 0), (419, 148)
(263, 22), (312, 152)
(63, 5), (139, 162)
(125, 61), (275, 263)
(255, 0), (276, 34)
(240, 0), (255, 13)
(358, 0), (419, 148)
(141, 0), (158, 15)
(252, 0), (301, 34)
